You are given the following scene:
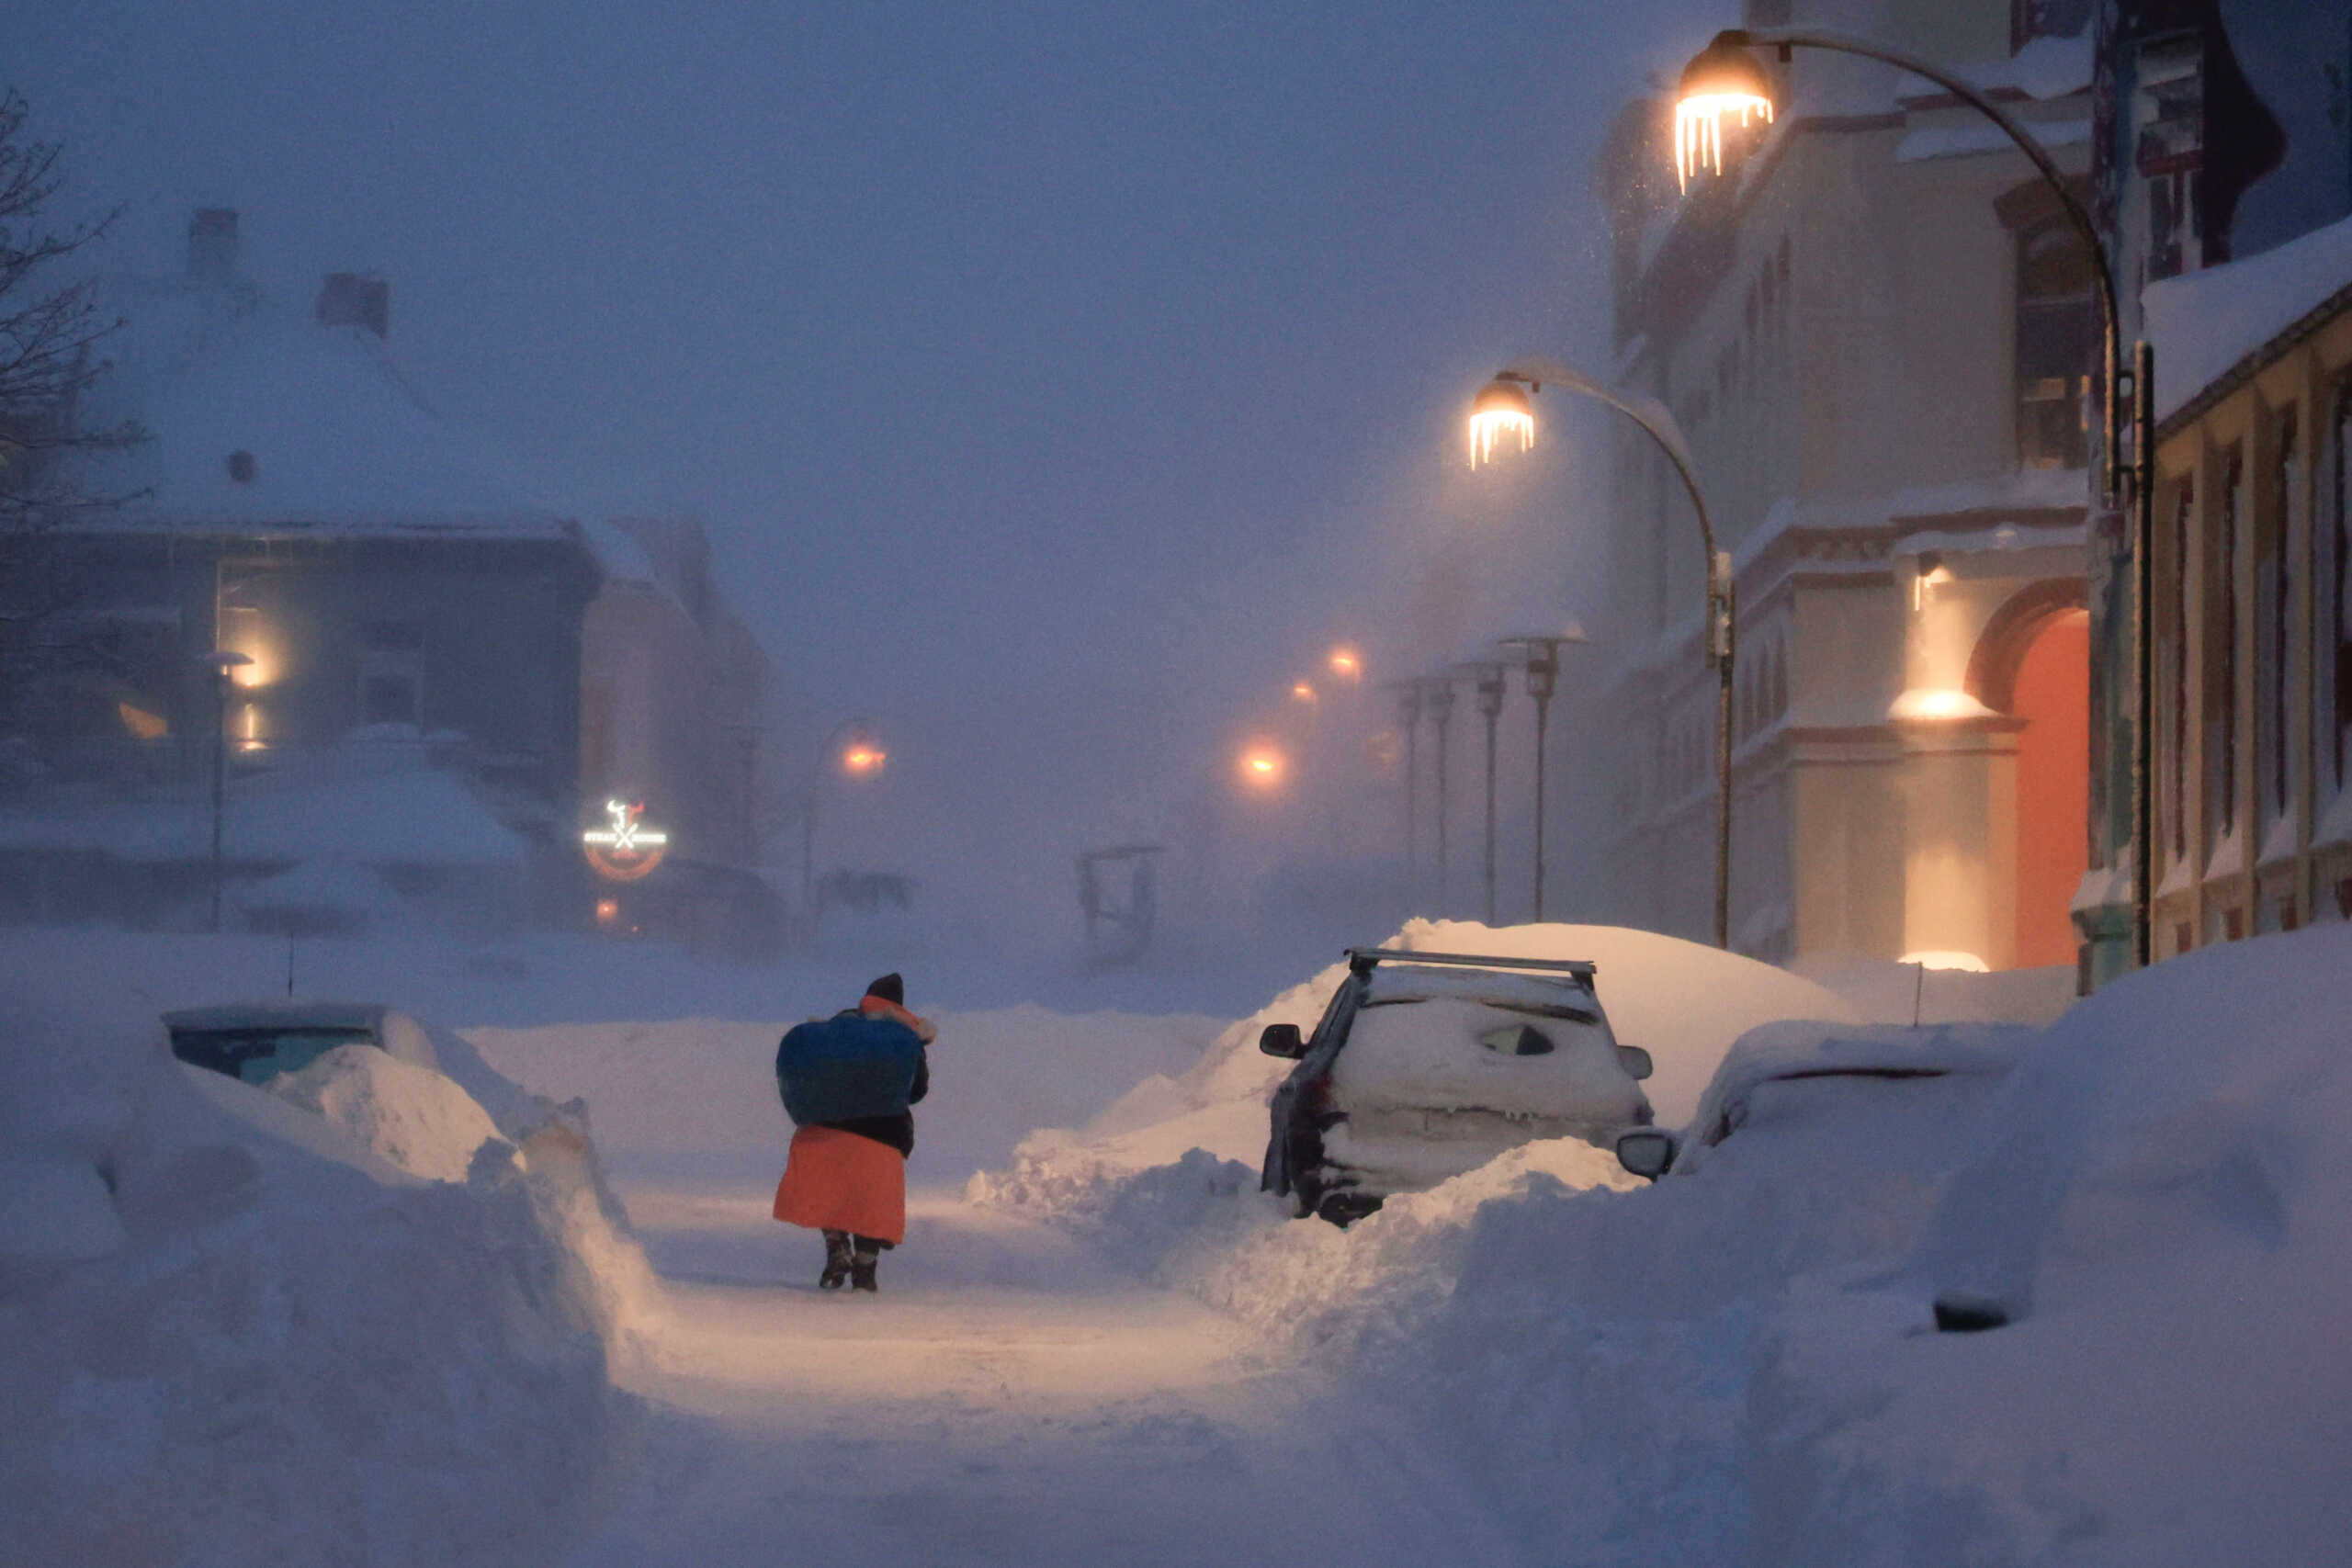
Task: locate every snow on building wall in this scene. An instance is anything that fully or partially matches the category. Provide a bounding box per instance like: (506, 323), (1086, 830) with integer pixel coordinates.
(1591, 0), (2095, 974)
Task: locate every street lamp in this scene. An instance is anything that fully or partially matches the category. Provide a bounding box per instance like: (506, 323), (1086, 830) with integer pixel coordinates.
(1457, 660), (1509, 925)
(1475, 359), (1733, 947)
(1498, 632), (1585, 924)
(1674, 25), (2154, 966)
(198, 650), (252, 933)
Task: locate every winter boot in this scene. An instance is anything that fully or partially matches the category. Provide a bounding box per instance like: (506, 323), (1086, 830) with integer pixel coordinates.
(849, 1244), (880, 1294)
(819, 1231), (854, 1291)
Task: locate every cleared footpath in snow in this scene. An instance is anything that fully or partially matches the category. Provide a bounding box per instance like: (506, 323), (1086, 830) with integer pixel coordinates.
(565, 1180), (1524, 1567)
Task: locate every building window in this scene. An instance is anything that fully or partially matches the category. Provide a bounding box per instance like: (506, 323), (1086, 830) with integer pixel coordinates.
(2016, 219), (2095, 470)
(2206, 447), (2245, 852)
(358, 620), (424, 729)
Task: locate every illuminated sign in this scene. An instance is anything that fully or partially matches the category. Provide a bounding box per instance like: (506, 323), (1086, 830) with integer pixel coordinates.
(582, 798), (671, 882)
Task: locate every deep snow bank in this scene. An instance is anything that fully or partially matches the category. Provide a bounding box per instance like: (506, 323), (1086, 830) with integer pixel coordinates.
(1747, 922), (2352, 1566)
(972, 919), (1859, 1370)
(0, 992), (647, 1566)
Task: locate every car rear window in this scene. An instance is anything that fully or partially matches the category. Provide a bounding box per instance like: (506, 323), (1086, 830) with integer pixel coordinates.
(170, 1026), (382, 1085)
(1359, 965), (1600, 1023)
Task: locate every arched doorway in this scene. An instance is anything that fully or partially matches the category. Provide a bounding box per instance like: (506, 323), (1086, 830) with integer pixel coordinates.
(2007, 611), (2090, 967)
(1965, 581), (2091, 970)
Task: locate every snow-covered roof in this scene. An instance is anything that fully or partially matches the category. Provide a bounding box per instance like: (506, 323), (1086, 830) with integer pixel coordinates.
(0, 767), (527, 866)
(2144, 210), (2352, 425)
(71, 276), (579, 541)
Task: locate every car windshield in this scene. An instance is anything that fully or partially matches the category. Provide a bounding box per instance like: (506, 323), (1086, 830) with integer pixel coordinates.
(170, 1026), (380, 1085)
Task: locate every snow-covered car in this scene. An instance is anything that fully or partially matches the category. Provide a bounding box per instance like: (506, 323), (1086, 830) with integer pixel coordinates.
(1614, 1020), (2030, 1183)
(1261, 948), (1655, 1225)
(164, 1000), (437, 1085)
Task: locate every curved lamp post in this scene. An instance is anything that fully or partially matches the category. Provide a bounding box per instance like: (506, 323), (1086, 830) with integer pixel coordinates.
(1475, 358), (1733, 947)
(1676, 26), (2155, 966)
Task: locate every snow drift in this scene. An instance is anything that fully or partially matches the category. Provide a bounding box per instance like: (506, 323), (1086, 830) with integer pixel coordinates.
(0, 987), (650, 1568)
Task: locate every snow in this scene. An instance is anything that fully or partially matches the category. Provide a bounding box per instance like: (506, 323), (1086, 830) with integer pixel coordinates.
(0, 766), (527, 866)
(12, 912), (2350, 1564)
(1895, 117), (2088, 164)
(80, 276), (571, 533)
(264, 1043), (504, 1183)
(0, 943), (651, 1568)
(1318, 992), (1646, 1193)
(2145, 209), (2352, 422)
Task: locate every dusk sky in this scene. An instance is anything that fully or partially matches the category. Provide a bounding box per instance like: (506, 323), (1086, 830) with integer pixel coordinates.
(19, 0), (1723, 936)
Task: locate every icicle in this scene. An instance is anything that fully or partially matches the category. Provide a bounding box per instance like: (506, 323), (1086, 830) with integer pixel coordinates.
(1673, 93), (1774, 191)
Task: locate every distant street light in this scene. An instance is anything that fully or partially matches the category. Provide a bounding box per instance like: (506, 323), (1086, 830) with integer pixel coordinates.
(1457, 660), (1509, 925)
(198, 649), (253, 934)
(1498, 633), (1584, 924)
(1474, 358), (1732, 947)
(1291, 681), (1317, 705)
(1328, 647), (1363, 682)
(1672, 25), (2153, 964)
(1238, 742), (1289, 790)
(804, 718), (882, 937)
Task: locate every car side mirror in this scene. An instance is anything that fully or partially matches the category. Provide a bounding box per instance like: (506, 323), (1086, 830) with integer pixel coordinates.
(1259, 1022), (1306, 1059)
(1615, 1128), (1677, 1179)
(1615, 1044), (1654, 1080)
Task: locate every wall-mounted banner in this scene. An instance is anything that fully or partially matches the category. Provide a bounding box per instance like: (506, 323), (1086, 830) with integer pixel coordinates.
(582, 798), (671, 882)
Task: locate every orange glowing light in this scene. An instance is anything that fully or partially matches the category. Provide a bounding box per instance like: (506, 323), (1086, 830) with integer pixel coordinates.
(842, 743), (887, 775)
(1328, 648), (1363, 681)
(1238, 745), (1287, 788)
(594, 898), (620, 926)
(1291, 682), (1317, 703)
(1673, 91), (1775, 190)
(1467, 378), (1535, 468)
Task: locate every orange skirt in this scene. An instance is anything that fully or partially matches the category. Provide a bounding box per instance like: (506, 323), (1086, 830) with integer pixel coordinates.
(772, 1126), (907, 1245)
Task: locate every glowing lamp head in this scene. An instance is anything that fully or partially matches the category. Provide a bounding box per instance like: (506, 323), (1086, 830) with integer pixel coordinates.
(1291, 682), (1317, 704)
(1328, 647), (1363, 681)
(1238, 744), (1287, 789)
(1467, 377), (1536, 468)
(842, 742), (887, 775)
(1673, 33), (1776, 190)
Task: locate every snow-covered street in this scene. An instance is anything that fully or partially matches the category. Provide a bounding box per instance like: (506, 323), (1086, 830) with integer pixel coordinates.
(569, 1186), (1516, 1568)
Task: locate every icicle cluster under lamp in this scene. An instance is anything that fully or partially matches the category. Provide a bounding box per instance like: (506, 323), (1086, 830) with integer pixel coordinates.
(1671, 34), (1778, 190)
(1467, 378), (1536, 468)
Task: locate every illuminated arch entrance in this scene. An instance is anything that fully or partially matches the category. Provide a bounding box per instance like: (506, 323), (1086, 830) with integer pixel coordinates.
(1969, 583), (2089, 969)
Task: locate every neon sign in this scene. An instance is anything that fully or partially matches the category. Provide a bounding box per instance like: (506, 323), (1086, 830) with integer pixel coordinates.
(582, 799), (671, 882)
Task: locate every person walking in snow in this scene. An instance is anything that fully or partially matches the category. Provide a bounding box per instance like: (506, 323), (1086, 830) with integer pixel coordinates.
(771, 973), (936, 1292)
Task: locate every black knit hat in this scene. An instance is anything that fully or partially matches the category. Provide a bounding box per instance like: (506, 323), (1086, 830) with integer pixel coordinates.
(864, 973), (904, 1006)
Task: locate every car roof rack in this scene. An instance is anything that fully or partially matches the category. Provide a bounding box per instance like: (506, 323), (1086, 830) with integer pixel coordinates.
(1344, 947), (1596, 980)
